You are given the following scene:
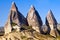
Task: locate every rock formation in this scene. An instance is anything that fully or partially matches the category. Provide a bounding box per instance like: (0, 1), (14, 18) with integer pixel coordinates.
(4, 2), (28, 34)
(45, 10), (59, 37)
(57, 24), (60, 34)
(26, 5), (43, 33)
(57, 24), (60, 31)
(2, 2), (60, 40)
(41, 25), (48, 34)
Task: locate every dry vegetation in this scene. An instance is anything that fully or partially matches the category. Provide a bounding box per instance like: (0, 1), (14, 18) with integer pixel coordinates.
(0, 26), (60, 40)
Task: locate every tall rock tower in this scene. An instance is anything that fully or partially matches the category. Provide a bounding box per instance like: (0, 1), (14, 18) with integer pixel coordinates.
(27, 5), (43, 33)
(45, 10), (59, 37)
(4, 2), (27, 34)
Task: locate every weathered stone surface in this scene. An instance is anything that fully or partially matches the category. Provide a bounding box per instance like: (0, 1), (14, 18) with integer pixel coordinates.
(41, 25), (48, 34)
(57, 24), (60, 31)
(57, 24), (60, 34)
(27, 5), (43, 33)
(45, 10), (59, 37)
(13, 25), (20, 31)
(4, 2), (28, 34)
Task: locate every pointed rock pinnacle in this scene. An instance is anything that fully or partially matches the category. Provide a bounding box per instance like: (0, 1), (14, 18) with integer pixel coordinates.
(27, 5), (43, 33)
(46, 10), (59, 37)
(4, 2), (28, 34)
(29, 5), (35, 12)
(31, 5), (35, 9)
(11, 2), (18, 11)
(47, 10), (53, 18)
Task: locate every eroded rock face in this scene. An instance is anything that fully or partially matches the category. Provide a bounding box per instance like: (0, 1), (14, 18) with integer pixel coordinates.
(41, 25), (48, 34)
(57, 24), (60, 31)
(27, 5), (43, 33)
(57, 24), (60, 34)
(45, 10), (59, 37)
(4, 2), (28, 34)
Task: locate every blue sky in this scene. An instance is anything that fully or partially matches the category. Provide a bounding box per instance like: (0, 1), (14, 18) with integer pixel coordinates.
(0, 0), (60, 26)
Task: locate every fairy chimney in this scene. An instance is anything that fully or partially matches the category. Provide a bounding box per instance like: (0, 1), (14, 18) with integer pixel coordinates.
(45, 10), (59, 37)
(27, 5), (43, 33)
(4, 2), (27, 34)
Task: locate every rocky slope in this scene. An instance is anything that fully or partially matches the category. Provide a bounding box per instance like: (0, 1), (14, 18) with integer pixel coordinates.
(0, 24), (60, 40)
(0, 29), (60, 40)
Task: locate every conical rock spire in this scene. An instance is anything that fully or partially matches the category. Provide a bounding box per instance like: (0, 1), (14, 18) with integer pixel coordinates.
(11, 2), (18, 11)
(46, 10), (57, 24)
(27, 5), (43, 33)
(30, 5), (35, 10)
(4, 2), (28, 34)
(46, 10), (59, 37)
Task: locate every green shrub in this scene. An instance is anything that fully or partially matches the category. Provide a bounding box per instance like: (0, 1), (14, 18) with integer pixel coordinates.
(11, 22), (17, 26)
(22, 25), (32, 30)
(21, 36), (26, 39)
